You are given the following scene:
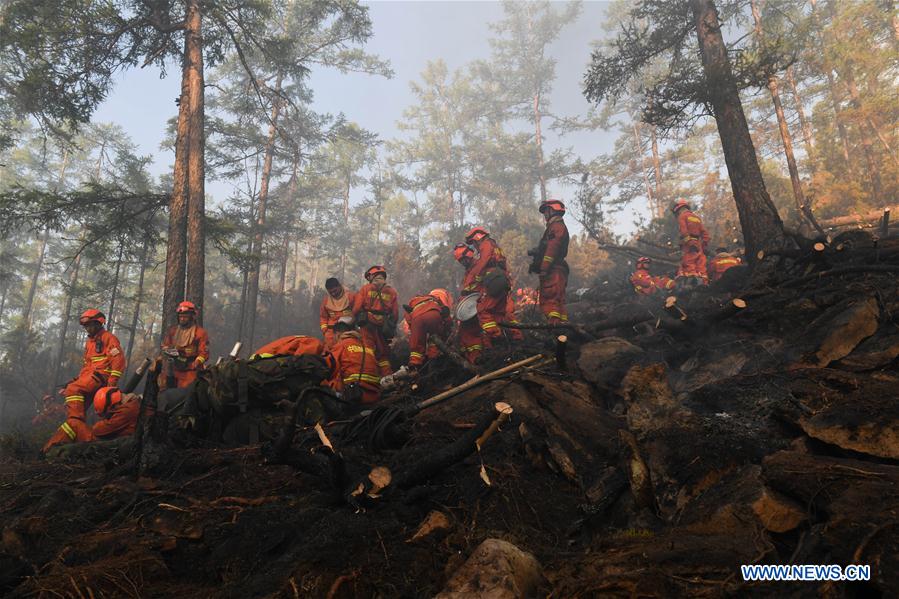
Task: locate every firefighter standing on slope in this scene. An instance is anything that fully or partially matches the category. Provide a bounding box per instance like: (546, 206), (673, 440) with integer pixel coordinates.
(319, 277), (354, 349)
(630, 257), (675, 296)
(43, 309), (125, 453)
(329, 316), (382, 404)
(708, 247), (742, 282)
(404, 288), (453, 371)
(532, 199), (570, 324)
(464, 227), (521, 346)
(352, 265), (398, 377)
(454, 243), (485, 364)
(160, 301), (209, 389)
(671, 199), (710, 286)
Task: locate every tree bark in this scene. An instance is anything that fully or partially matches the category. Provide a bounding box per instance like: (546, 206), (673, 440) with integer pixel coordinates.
(125, 238), (150, 367)
(21, 229), (49, 329)
(244, 74), (283, 351)
(184, 0), (206, 322)
(50, 251), (82, 394)
(107, 242), (125, 334)
(527, 5), (548, 203)
(0, 285), (8, 329)
(785, 66), (815, 160)
(650, 123), (664, 218)
(841, 66), (883, 201)
(162, 35), (192, 337)
(629, 117), (655, 219)
(690, 0), (785, 262)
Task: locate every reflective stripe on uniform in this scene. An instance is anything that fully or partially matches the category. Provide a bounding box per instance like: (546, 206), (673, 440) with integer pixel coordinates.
(547, 311), (568, 321)
(346, 345), (375, 356)
(104, 370), (122, 377)
(60, 421), (76, 440)
(196, 356), (206, 363)
(461, 344), (483, 353)
(409, 351), (423, 359)
(344, 373), (381, 385)
(377, 360), (390, 368)
(481, 321), (497, 330)
(64, 395), (84, 404)
(90, 356), (107, 362)
(320, 323), (328, 330)
(543, 255), (553, 262)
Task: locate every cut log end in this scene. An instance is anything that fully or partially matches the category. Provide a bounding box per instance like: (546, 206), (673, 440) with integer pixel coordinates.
(368, 466), (392, 494)
(757, 250), (765, 260)
(733, 298), (747, 309)
(665, 296), (677, 308)
(813, 242), (826, 252)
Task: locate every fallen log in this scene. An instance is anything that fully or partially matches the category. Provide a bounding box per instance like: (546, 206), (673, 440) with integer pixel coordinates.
(593, 243), (679, 266)
(429, 334), (479, 375)
(817, 205), (899, 230)
(664, 296), (688, 321)
(780, 264), (899, 288)
(499, 321), (596, 340)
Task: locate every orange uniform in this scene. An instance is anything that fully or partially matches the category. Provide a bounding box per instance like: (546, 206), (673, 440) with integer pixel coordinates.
(630, 268), (675, 295)
(676, 208), (710, 282)
(92, 395), (144, 440)
(319, 289), (355, 349)
(469, 237), (519, 341)
(161, 324), (209, 388)
(709, 253), (742, 282)
(43, 328), (124, 452)
(352, 283), (398, 376)
(404, 295), (452, 368)
(251, 335), (325, 359)
(538, 215), (569, 324)
(329, 331), (381, 404)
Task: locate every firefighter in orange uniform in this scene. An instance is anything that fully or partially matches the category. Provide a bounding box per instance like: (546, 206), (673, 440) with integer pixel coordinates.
(630, 257), (675, 295)
(319, 277), (354, 349)
(250, 335), (326, 360)
(91, 387), (145, 440)
(329, 317), (382, 404)
(533, 199), (570, 324)
(160, 301), (209, 388)
(465, 227), (521, 344)
(404, 289), (453, 370)
(43, 309), (125, 453)
(708, 247), (742, 282)
(454, 243), (485, 364)
(672, 199), (710, 285)
(351, 265), (398, 376)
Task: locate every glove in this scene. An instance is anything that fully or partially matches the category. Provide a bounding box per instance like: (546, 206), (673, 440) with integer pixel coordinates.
(380, 374), (395, 390)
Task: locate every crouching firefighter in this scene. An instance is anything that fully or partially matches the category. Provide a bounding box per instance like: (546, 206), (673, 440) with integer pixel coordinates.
(43, 309), (125, 453)
(403, 289), (453, 372)
(91, 386), (147, 440)
(329, 316), (382, 405)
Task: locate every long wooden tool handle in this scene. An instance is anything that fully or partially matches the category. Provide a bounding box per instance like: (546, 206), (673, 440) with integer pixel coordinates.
(415, 354), (548, 411)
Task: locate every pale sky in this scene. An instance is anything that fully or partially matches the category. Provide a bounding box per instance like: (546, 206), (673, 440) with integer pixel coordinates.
(91, 1), (633, 232)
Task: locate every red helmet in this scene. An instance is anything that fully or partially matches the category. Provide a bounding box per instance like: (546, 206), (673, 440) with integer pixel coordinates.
(79, 309), (106, 327)
(453, 243), (474, 263)
(539, 199), (566, 215)
(93, 386), (123, 416)
(671, 199), (690, 213)
(465, 226), (489, 243)
(429, 288), (452, 310)
(637, 256), (651, 268)
(176, 301), (197, 314)
(365, 265), (387, 281)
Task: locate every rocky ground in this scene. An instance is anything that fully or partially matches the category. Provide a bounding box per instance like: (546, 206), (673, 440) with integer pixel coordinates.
(1, 232), (898, 598)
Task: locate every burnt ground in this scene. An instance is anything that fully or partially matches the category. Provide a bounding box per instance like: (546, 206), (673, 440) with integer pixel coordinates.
(2, 239), (899, 598)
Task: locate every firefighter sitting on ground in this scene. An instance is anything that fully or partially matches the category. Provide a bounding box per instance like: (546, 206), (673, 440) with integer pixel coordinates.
(671, 199), (711, 287)
(92, 386), (147, 440)
(709, 247), (743, 282)
(43, 309), (125, 453)
(630, 257), (675, 296)
(160, 300), (209, 389)
(329, 316), (382, 404)
(319, 277), (354, 349)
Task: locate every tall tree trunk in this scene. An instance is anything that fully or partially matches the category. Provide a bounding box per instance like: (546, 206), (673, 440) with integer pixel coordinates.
(106, 242), (125, 334)
(534, 90), (547, 202)
(125, 238), (150, 367)
(162, 39), (192, 337)
(21, 229), (49, 329)
(0, 285), (8, 329)
(244, 75), (283, 350)
(340, 175), (350, 281)
(842, 70), (898, 168)
(749, 0), (816, 231)
(276, 234), (290, 337)
(650, 124), (664, 218)
(785, 66), (815, 160)
(629, 117), (655, 219)
(841, 66), (883, 201)
(691, 0), (785, 261)
(50, 251), (82, 394)
(185, 0), (206, 322)
(826, 70), (853, 166)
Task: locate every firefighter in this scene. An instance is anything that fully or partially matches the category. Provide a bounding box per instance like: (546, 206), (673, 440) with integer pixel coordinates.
(319, 277), (354, 349)
(532, 199), (570, 324)
(465, 227), (521, 344)
(404, 289), (453, 371)
(454, 243), (484, 364)
(91, 386), (145, 440)
(630, 257), (675, 295)
(709, 247), (743, 282)
(250, 335), (326, 360)
(160, 301), (209, 388)
(329, 316), (381, 404)
(43, 309), (124, 453)
(671, 199), (710, 286)
(351, 265), (398, 376)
